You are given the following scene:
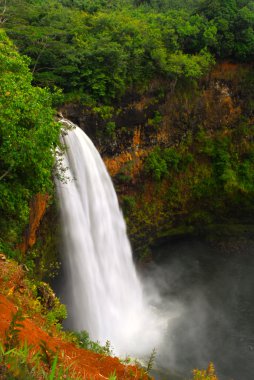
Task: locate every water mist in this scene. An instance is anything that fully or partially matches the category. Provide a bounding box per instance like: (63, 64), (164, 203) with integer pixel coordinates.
(56, 119), (165, 357)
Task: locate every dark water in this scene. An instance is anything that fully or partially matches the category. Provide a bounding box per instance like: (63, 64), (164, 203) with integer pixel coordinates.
(143, 237), (254, 380)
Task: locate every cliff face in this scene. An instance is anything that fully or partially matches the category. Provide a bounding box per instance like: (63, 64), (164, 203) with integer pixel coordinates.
(61, 62), (250, 157)
(60, 62), (254, 257)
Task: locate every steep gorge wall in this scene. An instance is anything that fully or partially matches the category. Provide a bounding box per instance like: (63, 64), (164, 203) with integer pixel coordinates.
(61, 62), (249, 177)
(59, 62), (254, 258)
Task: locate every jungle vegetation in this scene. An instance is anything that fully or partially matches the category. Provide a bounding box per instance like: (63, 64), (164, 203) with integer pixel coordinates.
(1, 0), (253, 105)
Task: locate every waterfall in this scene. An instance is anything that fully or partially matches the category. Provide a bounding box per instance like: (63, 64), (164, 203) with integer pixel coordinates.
(56, 118), (163, 356)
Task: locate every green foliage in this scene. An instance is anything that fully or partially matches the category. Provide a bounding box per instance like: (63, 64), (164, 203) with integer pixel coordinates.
(147, 111), (163, 128)
(70, 330), (114, 356)
(0, 342), (78, 379)
(145, 348), (156, 374)
(35, 282), (67, 330)
(124, 115), (254, 255)
(0, 342), (38, 380)
(38, 340), (56, 369)
(192, 362), (218, 380)
(163, 148), (182, 170)
(2, 0), (215, 103)
(0, 29), (62, 245)
(45, 302), (67, 331)
(197, 127), (254, 195)
(105, 121), (116, 138)
(145, 146), (191, 181)
(49, 356), (58, 380)
(30, 200), (61, 281)
(145, 148), (168, 181)
(0, 0), (252, 110)
(115, 161), (133, 184)
(27, 246), (61, 281)
(197, 0), (254, 60)
(108, 370), (117, 380)
(0, 239), (22, 262)
(92, 106), (114, 120)
(122, 195), (136, 212)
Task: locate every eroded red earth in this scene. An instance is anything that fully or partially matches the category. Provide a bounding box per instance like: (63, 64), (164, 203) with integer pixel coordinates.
(0, 258), (149, 380)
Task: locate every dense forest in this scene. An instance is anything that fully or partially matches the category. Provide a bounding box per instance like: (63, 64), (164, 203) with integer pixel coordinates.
(2, 0), (254, 104)
(0, 0), (254, 379)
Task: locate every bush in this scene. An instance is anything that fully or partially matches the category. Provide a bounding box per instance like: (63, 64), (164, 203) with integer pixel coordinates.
(145, 146), (191, 181)
(122, 195), (136, 212)
(192, 362), (218, 380)
(70, 331), (113, 356)
(145, 148), (168, 181)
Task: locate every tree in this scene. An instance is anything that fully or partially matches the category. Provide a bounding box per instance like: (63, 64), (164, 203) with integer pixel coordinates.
(234, 2), (254, 60)
(2, 0), (215, 103)
(197, 0), (239, 57)
(0, 29), (62, 243)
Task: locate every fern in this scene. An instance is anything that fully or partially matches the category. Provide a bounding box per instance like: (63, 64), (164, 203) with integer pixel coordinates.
(146, 348), (156, 374)
(4, 309), (25, 351)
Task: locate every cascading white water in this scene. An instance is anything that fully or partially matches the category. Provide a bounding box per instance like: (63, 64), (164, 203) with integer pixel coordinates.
(56, 118), (163, 356)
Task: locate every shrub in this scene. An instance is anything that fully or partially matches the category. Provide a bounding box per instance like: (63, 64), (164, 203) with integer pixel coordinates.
(145, 148), (168, 181)
(122, 195), (136, 212)
(70, 331), (113, 356)
(192, 362), (218, 380)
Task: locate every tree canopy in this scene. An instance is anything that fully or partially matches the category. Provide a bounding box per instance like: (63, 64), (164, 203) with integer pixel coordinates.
(2, 0), (252, 104)
(1, 0), (216, 103)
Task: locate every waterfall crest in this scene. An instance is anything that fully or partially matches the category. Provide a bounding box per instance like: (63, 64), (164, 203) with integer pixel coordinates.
(56, 119), (163, 356)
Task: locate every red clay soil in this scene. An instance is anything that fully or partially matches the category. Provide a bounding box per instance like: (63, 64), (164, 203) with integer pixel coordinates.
(0, 259), (149, 380)
(18, 193), (49, 254)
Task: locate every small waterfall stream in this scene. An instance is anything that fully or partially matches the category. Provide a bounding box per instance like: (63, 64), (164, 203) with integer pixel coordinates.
(56, 119), (163, 356)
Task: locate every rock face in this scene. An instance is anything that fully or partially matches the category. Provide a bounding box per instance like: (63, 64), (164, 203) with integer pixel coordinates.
(45, 62), (254, 257)
(60, 62), (250, 176)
